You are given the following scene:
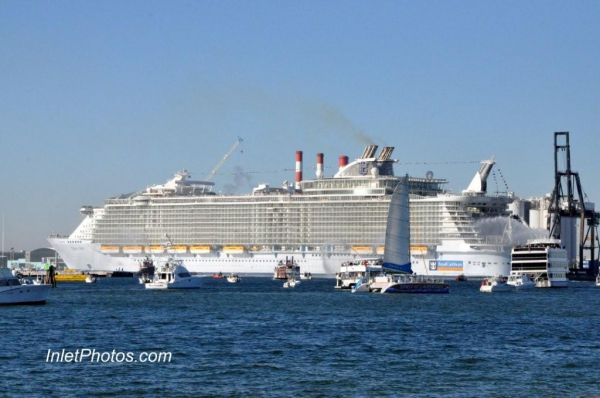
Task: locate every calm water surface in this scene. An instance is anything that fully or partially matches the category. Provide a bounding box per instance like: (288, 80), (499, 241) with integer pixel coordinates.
(1, 278), (600, 397)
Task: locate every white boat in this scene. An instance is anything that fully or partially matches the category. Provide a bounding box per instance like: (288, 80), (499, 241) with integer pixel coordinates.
(479, 276), (511, 293)
(300, 272), (312, 280)
(283, 278), (300, 288)
(596, 274), (600, 287)
(377, 180), (449, 294)
(506, 272), (534, 289)
(226, 274), (240, 283)
(335, 258), (383, 290)
(144, 260), (202, 290)
(511, 239), (568, 288)
(49, 146), (532, 278)
(138, 257), (155, 284)
(0, 268), (51, 305)
(85, 275), (96, 283)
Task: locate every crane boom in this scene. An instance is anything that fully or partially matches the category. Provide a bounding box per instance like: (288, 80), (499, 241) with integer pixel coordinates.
(205, 137), (243, 180)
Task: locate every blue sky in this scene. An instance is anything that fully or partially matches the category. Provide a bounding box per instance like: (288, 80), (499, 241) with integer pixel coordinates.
(1, 0), (599, 249)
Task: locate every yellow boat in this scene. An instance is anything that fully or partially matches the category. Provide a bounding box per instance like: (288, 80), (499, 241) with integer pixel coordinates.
(55, 269), (87, 282)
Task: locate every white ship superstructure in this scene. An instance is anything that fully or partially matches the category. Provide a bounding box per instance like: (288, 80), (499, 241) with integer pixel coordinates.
(49, 145), (519, 277)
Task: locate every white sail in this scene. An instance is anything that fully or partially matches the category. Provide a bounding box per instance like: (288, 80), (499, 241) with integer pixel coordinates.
(383, 177), (412, 273)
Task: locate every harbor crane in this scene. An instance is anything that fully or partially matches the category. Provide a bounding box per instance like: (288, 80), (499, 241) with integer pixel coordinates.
(204, 137), (244, 181)
(548, 132), (599, 276)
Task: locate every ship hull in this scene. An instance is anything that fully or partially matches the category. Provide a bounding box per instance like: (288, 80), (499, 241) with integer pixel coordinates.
(49, 237), (510, 277)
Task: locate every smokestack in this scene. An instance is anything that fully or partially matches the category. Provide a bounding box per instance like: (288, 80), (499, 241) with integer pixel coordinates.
(295, 150), (303, 190)
(338, 155), (349, 170)
(316, 153), (324, 179)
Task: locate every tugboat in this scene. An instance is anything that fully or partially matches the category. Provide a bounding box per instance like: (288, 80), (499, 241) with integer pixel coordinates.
(273, 257), (300, 280)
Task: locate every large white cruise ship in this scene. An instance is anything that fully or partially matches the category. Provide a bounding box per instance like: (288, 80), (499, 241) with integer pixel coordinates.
(49, 145), (518, 277)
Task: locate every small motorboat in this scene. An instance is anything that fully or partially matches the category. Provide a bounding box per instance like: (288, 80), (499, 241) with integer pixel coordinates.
(212, 272), (224, 279)
(145, 260), (202, 290)
(226, 274), (240, 283)
(85, 275), (97, 284)
(300, 272), (312, 280)
(480, 276), (511, 293)
(283, 278), (300, 288)
(138, 257), (155, 284)
(1, 268), (51, 305)
(506, 273), (534, 289)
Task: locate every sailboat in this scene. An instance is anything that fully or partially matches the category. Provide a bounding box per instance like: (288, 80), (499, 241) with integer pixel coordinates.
(378, 179), (449, 294)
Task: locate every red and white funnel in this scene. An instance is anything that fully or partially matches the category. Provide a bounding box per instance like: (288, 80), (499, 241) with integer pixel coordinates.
(295, 150), (303, 190)
(316, 153), (324, 179)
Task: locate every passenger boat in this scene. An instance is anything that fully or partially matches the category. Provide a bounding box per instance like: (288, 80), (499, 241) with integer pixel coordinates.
(511, 239), (568, 288)
(335, 258), (383, 290)
(0, 268), (51, 305)
(145, 260), (202, 290)
(479, 276), (511, 293)
(49, 146), (523, 279)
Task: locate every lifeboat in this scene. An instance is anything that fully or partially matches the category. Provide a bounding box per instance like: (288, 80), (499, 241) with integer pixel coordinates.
(223, 245), (245, 254)
(410, 245), (428, 254)
(376, 246), (385, 255)
(100, 245), (120, 254)
(351, 246), (373, 254)
(167, 245), (188, 254)
(190, 245), (211, 254)
(145, 245), (164, 254)
(123, 245), (143, 254)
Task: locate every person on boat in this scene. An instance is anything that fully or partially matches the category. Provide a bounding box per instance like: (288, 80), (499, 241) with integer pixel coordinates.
(47, 264), (57, 288)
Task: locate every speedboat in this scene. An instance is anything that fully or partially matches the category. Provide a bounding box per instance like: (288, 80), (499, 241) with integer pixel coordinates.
(0, 268), (51, 305)
(85, 275), (97, 284)
(480, 276), (511, 293)
(226, 274), (240, 283)
(145, 260), (202, 290)
(506, 272), (534, 289)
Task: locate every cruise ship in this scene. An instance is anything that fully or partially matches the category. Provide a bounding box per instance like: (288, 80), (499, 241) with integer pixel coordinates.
(49, 145), (517, 277)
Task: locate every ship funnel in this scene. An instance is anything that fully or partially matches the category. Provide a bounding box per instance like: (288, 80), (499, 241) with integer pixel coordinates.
(338, 155), (349, 170)
(463, 159), (495, 194)
(295, 150), (303, 190)
(360, 144), (378, 159)
(377, 146), (395, 161)
(316, 153), (324, 179)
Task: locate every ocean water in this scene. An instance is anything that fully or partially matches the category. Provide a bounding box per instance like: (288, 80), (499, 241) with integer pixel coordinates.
(2, 278), (600, 397)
